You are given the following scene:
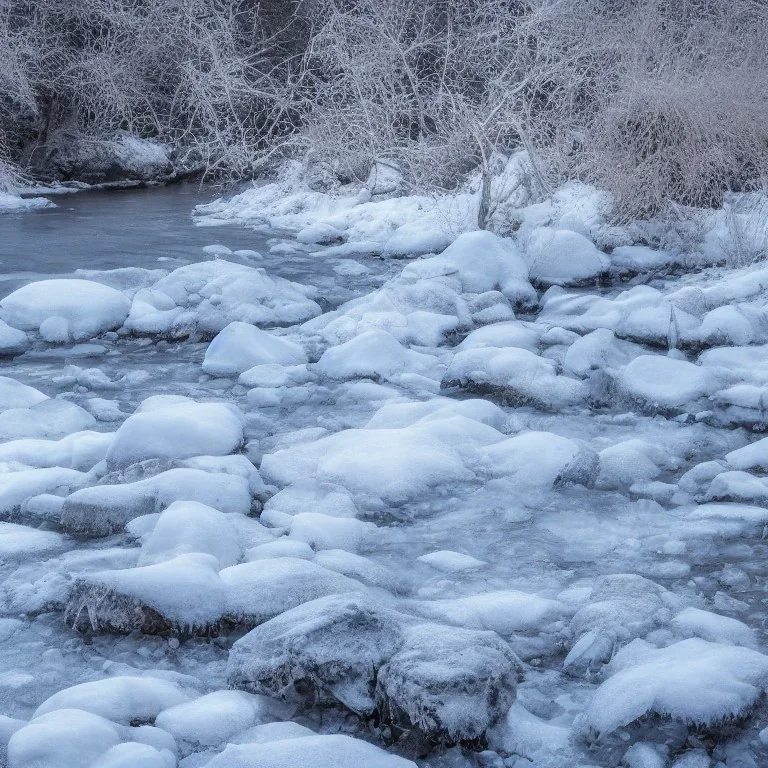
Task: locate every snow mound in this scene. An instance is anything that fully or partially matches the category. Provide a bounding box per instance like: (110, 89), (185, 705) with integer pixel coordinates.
(578, 638), (768, 736)
(221, 557), (365, 627)
(443, 346), (587, 411)
(418, 590), (565, 635)
(106, 400), (244, 470)
(0, 376), (48, 411)
(67, 553), (225, 635)
(260, 421), (482, 506)
(33, 676), (190, 724)
(314, 329), (436, 382)
(138, 501), (243, 568)
(0, 320), (30, 357)
(124, 260), (320, 337)
(0, 398), (96, 440)
(481, 431), (598, 490)
(204, 734), (416, 768)
(0, 468), (88, 516)
(60, 467), (251, 537)
(155, 690), (278, 747)
(0, 192), (54, 213)
(401, 230), (537, 310)
(0, 430), (111, 471)
(228, 593), (406, 714)
(619, 355), (713, 411)
(8, 709), (123, 768)
(376, 623), (519, 743)
(522, 228), (609, 286)
(202, 322), (307, 377)
(288, 513), (374, 552)
(457, 321), (541, 354)
(0, 279), (130, 340)
(0, 522), (66, 560)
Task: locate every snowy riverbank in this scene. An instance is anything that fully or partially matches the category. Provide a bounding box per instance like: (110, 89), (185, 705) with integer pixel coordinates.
(0, 175), (768, 767)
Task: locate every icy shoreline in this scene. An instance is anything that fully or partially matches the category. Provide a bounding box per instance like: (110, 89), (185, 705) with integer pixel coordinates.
(1, 177), (768, 767)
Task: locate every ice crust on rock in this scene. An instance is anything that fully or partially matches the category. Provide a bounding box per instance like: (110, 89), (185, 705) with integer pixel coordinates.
(67, 553), (226, 634)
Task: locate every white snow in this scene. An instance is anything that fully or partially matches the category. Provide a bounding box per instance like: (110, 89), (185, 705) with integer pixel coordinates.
(579, 638), (768, 735)
(202, 322), (307, 377)
(0, 279), (130, 340)
(105, 400), (244, 469)
(204, 734), (417, 768)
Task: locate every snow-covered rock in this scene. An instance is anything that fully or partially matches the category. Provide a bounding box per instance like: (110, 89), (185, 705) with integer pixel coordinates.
(314, 329), (436, 382)
(376, 623), (519, 743)
(522, 228), (609, 286)
(137, 501), (243, 568)
(204, 734), (416, 768)
(0, 320), (30, 357)
(67, 553), (225, 634)
(0, 279), (130, 340)
(577, 638), (768, 737)
(220, 557), (365, 626)
(33, 676), (190, 724)
(228, 593), (405, 714)
(443, 346), (587, 410)
(618, 355), (713, 411)
(60, 468), (252, 537)
(124, 260), (320, 337)
(105, 400), (244, 469)
(155, 690), (278, 747)
(202, 322), (307, 377)
(480, 431), (599, 490)
(401, 231), (537, 310)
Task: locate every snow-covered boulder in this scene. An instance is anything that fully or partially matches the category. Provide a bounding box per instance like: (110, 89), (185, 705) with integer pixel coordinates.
(376, 623), (519, 743)
(618, 355), (713, 411)
(522, 228), (609, 286)
(7, 709), (123, 768)
(595, 440), (672, 490)
(60, 468), (251, 538)
(33, 676), (190, 724)
(457, 321), (541, 354)
(0, 398), (96, 440)
(562, 328), (643, 379)
(260, 423), (479, 506)
(480, 431), (599, 490)
(220, 557), (365, 627)
(155, 690), (278, 748)
(288, 513), (374, 552)
(204, 734), (416, 768)
(566, 575), (684, 676)
(228, 593), (406, 714)
(401, 230), (537, 310)
(443, 346), (587, 411)
(314, 329), (436, 382)
(0, 376), (48, 411)
(67, 553), (225, 635)
(725, 437), (768, 472)
(124, 261), (320, 338)
(202, 322), (307, 377)
(0, 522), (67, 560)
(137, 501), (243, 568)
(0, 320), (29, 357)
(105, 400), (244, 469)
(0, 467), (88, 515)
(0, 279), (130, 341)
(0, 430), (111, 471)
(576, 638), (768, 738)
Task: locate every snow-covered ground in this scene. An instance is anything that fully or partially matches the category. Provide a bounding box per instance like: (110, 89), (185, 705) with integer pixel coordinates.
(1, 171), (768, 768)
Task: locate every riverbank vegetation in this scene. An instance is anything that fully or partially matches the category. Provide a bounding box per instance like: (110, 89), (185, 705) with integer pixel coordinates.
(1, 0), (767, 220)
